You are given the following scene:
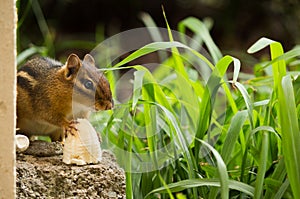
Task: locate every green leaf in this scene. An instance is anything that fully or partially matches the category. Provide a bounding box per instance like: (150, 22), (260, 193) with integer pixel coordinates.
(17, 46), (47, 66)
(261, 145), (286, 197)
(280, 75), (300, 199)
(178, 17), (222, 64)
(162, 8), (189, 80)
(253, 99), (270, 107)
(132, 70), (146, 110)
(247, 37), (277, 54)
(254, 131), (269, 198)
(139, 12), (168, 62)
(248, 37), (286, 95)
(145, 178), (254, 198)
(221, 110), (248, 165)
(231, 81), (254, 129)
(197, 139), (229, 199)
(263, 46), (300, 69)
(112, 41), (214, 71)
(274, 178), (290, 199)
(197, 56), (240, 140)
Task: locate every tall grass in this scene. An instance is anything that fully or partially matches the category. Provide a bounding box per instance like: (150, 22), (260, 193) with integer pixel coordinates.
(92, 16), (300, 199)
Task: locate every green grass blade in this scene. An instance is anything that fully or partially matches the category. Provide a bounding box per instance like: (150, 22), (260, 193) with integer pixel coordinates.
(145, 178), (254, 198)
(260, 46), (300, 69)
(139, 12), (162, 40)
(254, 131), (269, 198)
(31, 0), (55, 56)
(162, 8), (190, 81)
(133, 65), (174, 112)
(156, 103), (196, 172)
(251, 126), (277, 137)
(195, 56), (240, 173)
(132, 70), (146, 110)
(247, 37), (277, 54)
(17, 46), (47, 66)
(240, 125), (277, 186)
(250, 37), (299, 198)
(126, 135), (133, 199)
(157, 172), (175, 199)
(274, 178), (290, 199)
(280, 75), (300, 198)
(197, 139), (229, 199)
(178, 17), (213, 51)
(221, 110), (248, 165)
(178, 17), (222, 64)
(197, 56), (240, 140)
(132, 62), (198, 197)
(253, 99), (270, 107)
(247, 37), (287, 93)
(139, 12), (168, 61)
(142, 95), (175, 198)
(104, 69), (117, 98)
(126, 172), (133, 199)
(17, 0), (32, 29)
(231, 81), (254, 129)
(264, 158), (287, 198)
(217, 57), (239, 114)
(112, 41), (215, 70)
(270, 42), (287, 93)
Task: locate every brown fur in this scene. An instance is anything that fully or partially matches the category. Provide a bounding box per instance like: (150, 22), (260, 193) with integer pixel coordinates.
(17, 54), (113, 141)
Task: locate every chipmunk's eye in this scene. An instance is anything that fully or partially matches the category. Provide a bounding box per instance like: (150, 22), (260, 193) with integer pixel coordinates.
(84, 80), (94, 90)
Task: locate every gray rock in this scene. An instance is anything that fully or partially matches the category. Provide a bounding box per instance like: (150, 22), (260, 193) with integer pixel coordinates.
(17, 150), (126, 198)
(23, 140), (63, 157)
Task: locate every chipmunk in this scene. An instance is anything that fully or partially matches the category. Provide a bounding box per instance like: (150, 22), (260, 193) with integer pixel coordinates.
(17, 53), (113, 141)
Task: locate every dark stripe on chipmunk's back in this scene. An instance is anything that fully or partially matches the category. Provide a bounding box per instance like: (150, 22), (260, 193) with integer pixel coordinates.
(18, 65), (38, 79)
(17, 75), (33, 91)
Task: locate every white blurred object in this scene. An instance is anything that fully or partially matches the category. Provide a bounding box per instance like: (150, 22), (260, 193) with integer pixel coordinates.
(16, 134), (30, 152)
(63, 118), (102, 165)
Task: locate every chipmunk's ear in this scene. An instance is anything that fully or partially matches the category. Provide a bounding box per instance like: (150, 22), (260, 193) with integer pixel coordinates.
(65, 54), (82, 80)
(83, 54), (96, 67)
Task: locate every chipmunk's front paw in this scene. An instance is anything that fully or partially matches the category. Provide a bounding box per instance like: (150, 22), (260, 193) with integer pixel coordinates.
(64, 120), (79, 138)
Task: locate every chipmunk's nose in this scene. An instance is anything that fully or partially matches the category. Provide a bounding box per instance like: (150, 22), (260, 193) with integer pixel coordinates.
(94, 99), (113, 111)
(103, 99), (114, 110)
(106, 100), (114, 110)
